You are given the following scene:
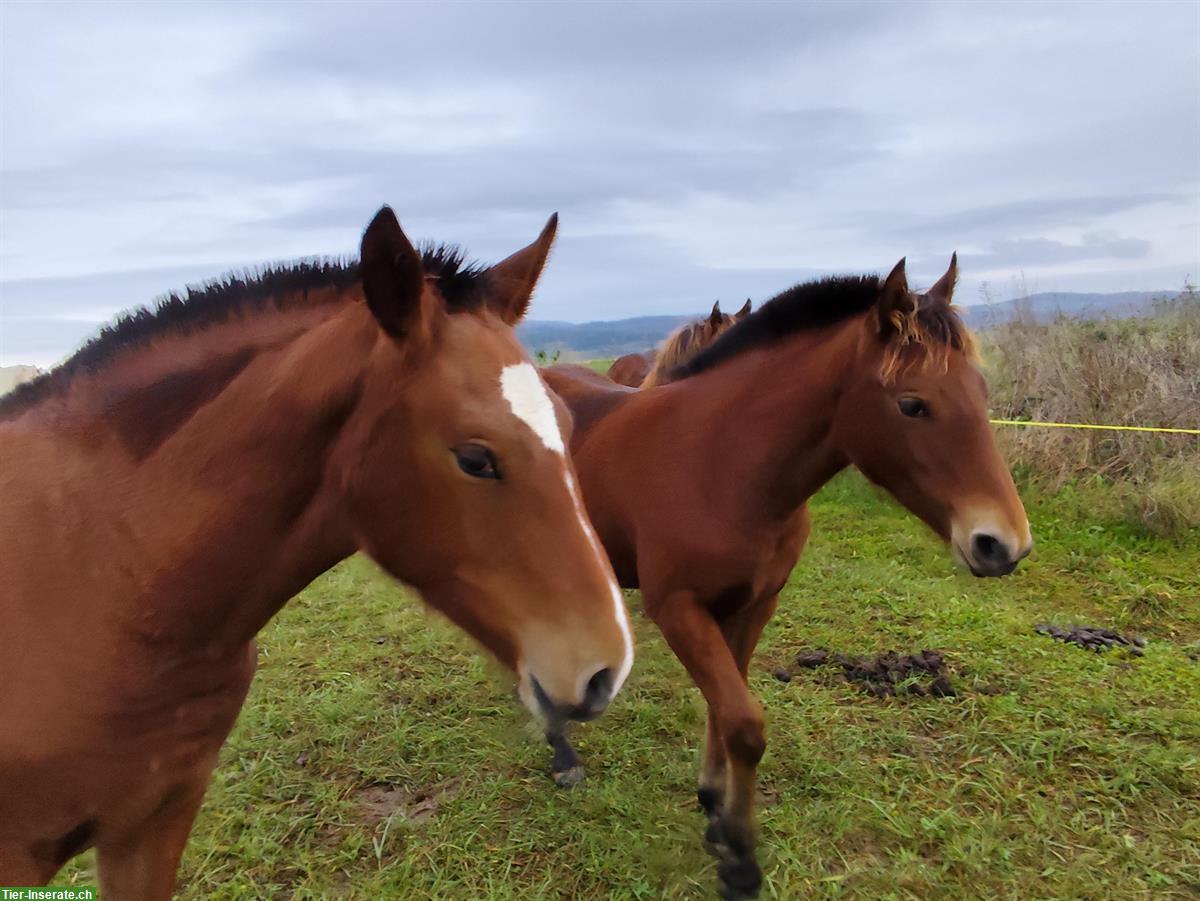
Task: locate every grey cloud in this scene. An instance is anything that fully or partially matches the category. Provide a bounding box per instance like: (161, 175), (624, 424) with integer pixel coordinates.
(0, 318), (107, 366)
(969, 233), (1152, 270)
(241, 2), (909, 86)
(1, 0), (1197, 365)
(892, 194), (1184, 242)
(0, 262), (265, 321)
(6, 102), (897, 273)
(5, 99), (893, 215)
(536, 231), (821, 319)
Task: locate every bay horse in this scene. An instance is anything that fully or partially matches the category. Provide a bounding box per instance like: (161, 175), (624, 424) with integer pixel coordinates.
(641, 299), (752, 388)
(606, 299), (751, 388)
(605, 350), (655, 388)
(0, 207), (633, 898)
(542, 256), (1030, 899)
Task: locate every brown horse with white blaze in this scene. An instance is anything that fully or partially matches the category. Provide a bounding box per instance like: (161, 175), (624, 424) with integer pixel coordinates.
(542, 256), (1030, 898)
(0, 207), (632, 897)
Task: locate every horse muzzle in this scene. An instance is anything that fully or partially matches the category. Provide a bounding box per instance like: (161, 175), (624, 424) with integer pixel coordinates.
(954, 527), (1032, 577)
(530, 667), (615, 724)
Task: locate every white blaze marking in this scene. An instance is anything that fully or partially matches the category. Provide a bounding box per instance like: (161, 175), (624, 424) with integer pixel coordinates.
(565, 468), (635, 695)
(499, 362), (634, 694)
(500, 362), (565, 455)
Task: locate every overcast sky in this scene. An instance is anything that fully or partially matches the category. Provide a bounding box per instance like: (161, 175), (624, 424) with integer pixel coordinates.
(2, 0), (1197, 367)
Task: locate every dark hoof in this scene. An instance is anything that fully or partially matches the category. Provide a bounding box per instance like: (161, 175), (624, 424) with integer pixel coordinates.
(703, 818), (729, 858)
(697, 786), (722, 816)
(552, 765), (585, 788)
(717, 856), (762, 899)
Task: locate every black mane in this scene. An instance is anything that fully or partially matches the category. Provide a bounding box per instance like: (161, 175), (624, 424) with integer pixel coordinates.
(416, 242), (491, 311)
(672, 275), (883, 379)
(0, 244), (489, 419)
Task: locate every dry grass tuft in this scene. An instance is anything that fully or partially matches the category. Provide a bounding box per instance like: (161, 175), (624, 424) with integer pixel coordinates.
(982, 286), (1200, 537)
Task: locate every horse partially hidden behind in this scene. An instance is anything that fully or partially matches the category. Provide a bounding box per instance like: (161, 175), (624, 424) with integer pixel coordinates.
(605, 350), (655, 388)
(542, 256), (1030, 899)
(606, 299), (751, 388)
(641, 298), (752, 388)
(0, 207), (633, 898)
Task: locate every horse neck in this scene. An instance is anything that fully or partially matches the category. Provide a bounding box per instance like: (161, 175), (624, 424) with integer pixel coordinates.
(640, 345), (675, 389)
(83, 298), (373, 652)
(641, 356), (669, 388)
(643, 323), (700, 388)
(672, 316), (863, 517)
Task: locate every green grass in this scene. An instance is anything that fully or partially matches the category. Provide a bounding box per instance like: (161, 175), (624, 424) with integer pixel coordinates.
(60, 473), (1199, 898)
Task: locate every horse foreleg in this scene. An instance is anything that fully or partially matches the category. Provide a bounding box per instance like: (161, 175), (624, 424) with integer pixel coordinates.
(699, 591), (779, 851)
(95, 755), (217, 901)
(98, 641), (256, 900)
(698, 710), (727, 826)
(0, 844), (60, 886)
(713, 595), (779, 867)
(546, 726), (586, 787)
(646, 589), (765, 900)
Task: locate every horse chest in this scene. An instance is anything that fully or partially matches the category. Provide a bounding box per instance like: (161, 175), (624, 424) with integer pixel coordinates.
(111, 641), (258, 744)
(3, 642), (255, 793)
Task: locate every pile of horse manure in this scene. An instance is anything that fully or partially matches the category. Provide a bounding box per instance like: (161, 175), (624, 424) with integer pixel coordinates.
(793, 649), (830, 668)
(774, 648), (956, 698)
(1035, 623), (1146, 655)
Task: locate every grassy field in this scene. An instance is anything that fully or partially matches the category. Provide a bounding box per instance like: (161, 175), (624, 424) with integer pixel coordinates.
(60, 465), (1199, 898)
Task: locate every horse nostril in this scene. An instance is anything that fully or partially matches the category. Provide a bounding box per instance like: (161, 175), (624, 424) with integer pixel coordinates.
(971, 532), (1007, 565)
(582, 667), (614, 715)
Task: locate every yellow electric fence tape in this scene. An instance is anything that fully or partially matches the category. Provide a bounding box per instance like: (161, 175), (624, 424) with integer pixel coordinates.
(989, 419), (1199, 435)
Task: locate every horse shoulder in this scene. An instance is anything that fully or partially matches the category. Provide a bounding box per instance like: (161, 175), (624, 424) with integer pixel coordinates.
(542, 365), (635, 446)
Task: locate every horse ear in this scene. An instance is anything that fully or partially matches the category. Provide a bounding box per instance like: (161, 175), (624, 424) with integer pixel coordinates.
(877, 257), (915, 335)
(708, 300), (723, 327)
(359, 206), (428, 340)
(486, 213), (558, 325)
(736, 298), (752, 319)
(927, 252), (958, 306)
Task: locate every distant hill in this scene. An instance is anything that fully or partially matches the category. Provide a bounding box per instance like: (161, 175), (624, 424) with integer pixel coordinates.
(520, 291), (1181, 357)
(959, 291), (1175, 329)
(518, 315), (692, 359)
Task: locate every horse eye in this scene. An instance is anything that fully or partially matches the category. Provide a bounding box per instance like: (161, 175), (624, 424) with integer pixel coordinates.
(454, 443), (500, 480)
(898, 396), (929, 418)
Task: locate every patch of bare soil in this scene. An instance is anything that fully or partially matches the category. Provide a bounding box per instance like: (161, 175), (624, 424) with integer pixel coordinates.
(756, 782), (781, 807)
(351, 777), (461, 826)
